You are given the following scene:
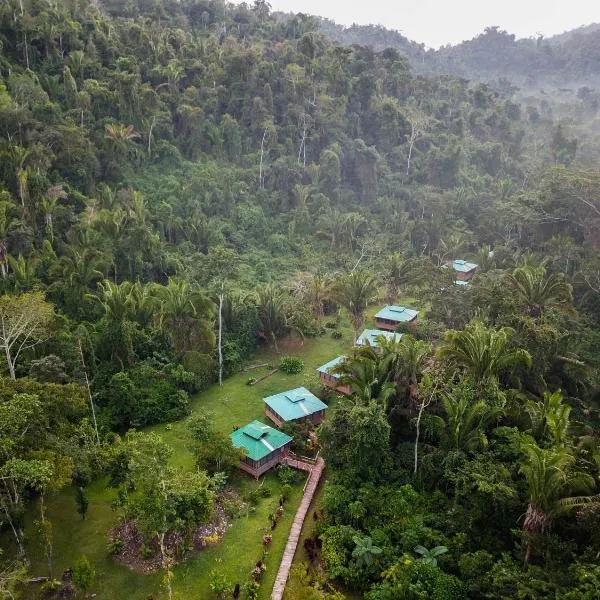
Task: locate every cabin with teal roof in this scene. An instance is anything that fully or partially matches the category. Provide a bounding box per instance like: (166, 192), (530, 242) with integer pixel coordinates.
(230, 420), (293, 478)
(356, 328), (402, 352)
(374, 306), (419, 331)
(264, 386), (328, 427)
(317, 355), (352, 395)
(447, 259), (478, 281)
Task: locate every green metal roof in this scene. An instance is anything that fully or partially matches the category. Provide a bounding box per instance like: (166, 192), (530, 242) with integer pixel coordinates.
(230, 420), (292, 461)
(356, 328), (403, 347)
(316, 355), (346, 379)
(264, 386), (328, 422)
(375, 305), (419, 322)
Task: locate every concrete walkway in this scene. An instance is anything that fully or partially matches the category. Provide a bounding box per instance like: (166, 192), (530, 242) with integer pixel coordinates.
(271, 457), (325, 600)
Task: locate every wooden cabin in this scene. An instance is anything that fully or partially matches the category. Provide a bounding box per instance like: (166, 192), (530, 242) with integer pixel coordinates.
(317, 356), (352, 396)
(230, 420), (293, 478)
(356, 329), (402, 353)
(447, 259), (478, 282)
(264, 387), (327, 428)
(374, 306), (419, 331)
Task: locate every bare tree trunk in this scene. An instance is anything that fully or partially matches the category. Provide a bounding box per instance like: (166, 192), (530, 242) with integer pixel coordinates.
(39, 494), (53, 579)
(298, 116), (307, 167)
(259, 129), (267, 189)
(1, 496), (25, 558)
(414, 383), (437, 475)
(148, 116), (156, 157)
(78, 339), (100, 444)
(218, 291), (224, 387)
(4, 343), (15, 379)
(406, 124), (417, 177)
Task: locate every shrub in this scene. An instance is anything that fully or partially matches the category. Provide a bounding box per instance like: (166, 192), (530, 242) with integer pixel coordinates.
(279, 356), (304, 375)
(40, 580), (62, 595)
(107, 537), (125, 556)
(277, 465), (302, 485)
(244, 579), (260, 599)
(73, 555), (95, 593)
(280, 484), (292, 502)
(140, 543), (154, 559)
(209, 568), (231, 598)
(243, 484), (272, 505)
(331, 330), (343, 339)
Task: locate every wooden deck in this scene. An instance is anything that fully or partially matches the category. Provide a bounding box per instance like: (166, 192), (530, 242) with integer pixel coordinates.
(271, 456), (325, 600)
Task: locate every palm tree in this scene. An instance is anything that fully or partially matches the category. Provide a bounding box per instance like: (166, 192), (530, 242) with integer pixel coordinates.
(438, 319), (532, 385)
(414, 545), (448, 567)
(94, 280), (136, 324)
(153, 279), (215, 355)
(55, 246), (105, 296)
(382, 253), (420, 302)
(507, 266), (574, 317)
(317, 207), (346, 249)
(519, 442), (597, 563)
(332, 270), (378, 336)
(526, 390), (571, 447)
(130, 281), (156, 328)
(40, 184), (67, 241)
(334, 351), (395, 409)
(438, 391), (503, 452)
(104, 123), (141, 166)
(256, 284), (293, 353)
(305, 273), (330, 321)
(379, 335), (431, 402)
(8, 254), (40, 292)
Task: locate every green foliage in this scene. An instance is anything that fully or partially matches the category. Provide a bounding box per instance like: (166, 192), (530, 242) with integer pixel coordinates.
(74, 486), (89, 520)
(279, 356), (305, 374)
(72, 555), (95, 593)
(0, 1), (599, 598)
(209, 568), (231, 598)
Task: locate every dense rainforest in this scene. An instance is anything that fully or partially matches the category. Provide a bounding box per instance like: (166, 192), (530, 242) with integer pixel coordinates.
(0, 0), (599, 598)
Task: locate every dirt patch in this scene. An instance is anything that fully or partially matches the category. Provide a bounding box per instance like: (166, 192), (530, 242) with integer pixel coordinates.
(108, 490), (242, 574)
(275, 335), (306, 355)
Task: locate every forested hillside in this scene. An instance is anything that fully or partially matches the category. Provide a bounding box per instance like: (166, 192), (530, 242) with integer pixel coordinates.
(0, 1), (600, 599)
(321, 20), (600, 88)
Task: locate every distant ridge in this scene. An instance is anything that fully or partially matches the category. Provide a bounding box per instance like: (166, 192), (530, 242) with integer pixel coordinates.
(317, 18), (600, 88)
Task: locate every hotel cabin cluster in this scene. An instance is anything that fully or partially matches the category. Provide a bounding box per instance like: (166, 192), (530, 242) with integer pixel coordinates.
(231, 260), (477, 477)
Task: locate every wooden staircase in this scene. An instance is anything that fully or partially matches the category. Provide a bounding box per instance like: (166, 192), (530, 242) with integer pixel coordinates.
(271, 456), (325, 600)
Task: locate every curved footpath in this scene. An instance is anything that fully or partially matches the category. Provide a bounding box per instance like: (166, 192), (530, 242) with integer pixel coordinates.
(271, 457), (325, 600)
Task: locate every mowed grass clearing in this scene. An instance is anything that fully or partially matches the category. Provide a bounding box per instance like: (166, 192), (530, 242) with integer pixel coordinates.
(23, 324), (353, 600)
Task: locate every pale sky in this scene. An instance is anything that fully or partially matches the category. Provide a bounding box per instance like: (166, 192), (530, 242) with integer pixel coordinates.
(266, 0), (599, 48)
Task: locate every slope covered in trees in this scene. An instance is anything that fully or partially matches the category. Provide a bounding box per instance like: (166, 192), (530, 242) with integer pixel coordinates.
(320, 20), (600, 88)
(0, 1), (599, 599)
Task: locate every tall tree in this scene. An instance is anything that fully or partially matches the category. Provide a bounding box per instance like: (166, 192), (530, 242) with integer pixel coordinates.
(519, 442), (597, 562)
(0, 292), (54, 379)
(508, 266), (574, 317)
(154, 279), (215, 355)
(332, 270), (378, 336)
(438, 319), (531, 385)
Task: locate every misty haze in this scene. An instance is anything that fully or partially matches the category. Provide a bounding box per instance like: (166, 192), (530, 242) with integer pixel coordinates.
(0, 1), (599, 599)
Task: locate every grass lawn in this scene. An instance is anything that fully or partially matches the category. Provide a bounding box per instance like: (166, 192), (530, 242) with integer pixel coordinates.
(23, 324), (353, 600)
(22, 298), (421, 599)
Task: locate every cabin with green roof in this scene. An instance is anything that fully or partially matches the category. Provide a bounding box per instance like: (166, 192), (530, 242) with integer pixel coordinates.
(317, 356), (352, 395)
(447, 259), (478, 281)
(356, 328), (402, 352)
(230, 420), (293, 478)
(374, 306), (419, 331)
(264, 387), (328, 427)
